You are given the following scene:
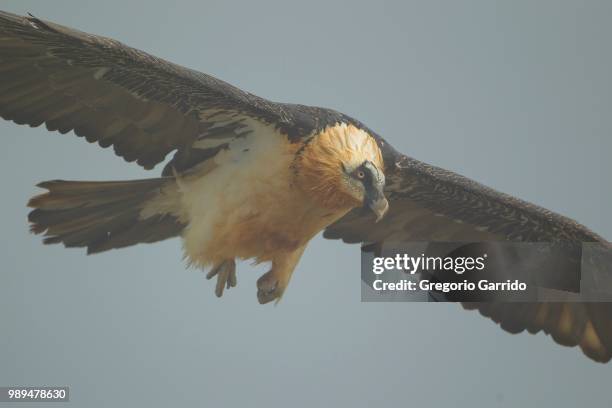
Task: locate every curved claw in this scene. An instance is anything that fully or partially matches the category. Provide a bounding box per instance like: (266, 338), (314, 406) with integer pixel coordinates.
(256, 270), (282, 304)
(206, 260), (237, 297)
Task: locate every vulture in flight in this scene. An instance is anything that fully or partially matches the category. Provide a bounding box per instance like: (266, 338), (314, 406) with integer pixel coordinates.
(1, 11), (610, 363)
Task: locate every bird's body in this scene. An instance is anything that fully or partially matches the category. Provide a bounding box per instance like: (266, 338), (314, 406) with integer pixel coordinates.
(143, 120), (384, 300)
(1, 10), (611, 362)
(142, 120), (382, 299)
(161, 119), (312, 266)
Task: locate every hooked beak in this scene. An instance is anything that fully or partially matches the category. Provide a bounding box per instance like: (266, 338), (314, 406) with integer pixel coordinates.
(365, 185), (389, 222)
(360, 161), (388, 222)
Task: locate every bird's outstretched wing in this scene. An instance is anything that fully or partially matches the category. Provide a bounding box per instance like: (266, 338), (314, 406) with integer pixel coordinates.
(325, 146), (612, 363)
(0, 11), (332, 170)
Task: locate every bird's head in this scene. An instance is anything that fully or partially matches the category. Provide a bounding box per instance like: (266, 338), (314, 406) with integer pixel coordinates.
(340, 159), (389, 221)
(294, 123), (389, 221)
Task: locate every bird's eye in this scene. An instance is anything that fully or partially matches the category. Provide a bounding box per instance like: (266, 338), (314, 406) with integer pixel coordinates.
(356, 170), (365, 179)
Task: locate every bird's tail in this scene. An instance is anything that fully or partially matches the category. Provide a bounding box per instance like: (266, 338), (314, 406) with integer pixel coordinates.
(27, 178), (184, 254)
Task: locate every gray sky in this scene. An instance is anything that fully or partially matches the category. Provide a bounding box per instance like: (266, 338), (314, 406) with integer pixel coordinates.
(1, 1), (611, 407)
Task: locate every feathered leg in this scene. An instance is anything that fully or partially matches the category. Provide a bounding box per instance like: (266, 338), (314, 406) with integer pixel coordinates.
(256, 245), (307, 304)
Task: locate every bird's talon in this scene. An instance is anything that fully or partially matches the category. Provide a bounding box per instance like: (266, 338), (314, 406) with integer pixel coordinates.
(207, 260), (236, 297)
(256, 271), (281, 304)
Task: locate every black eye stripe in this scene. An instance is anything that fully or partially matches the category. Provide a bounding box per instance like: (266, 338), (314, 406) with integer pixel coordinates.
(358, 161), (385, 186)
(348, 161), (383, 185)
(356, 164), (374, 183)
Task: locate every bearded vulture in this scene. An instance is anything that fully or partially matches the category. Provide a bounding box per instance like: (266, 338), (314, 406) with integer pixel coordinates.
(0, 11), (610, 363)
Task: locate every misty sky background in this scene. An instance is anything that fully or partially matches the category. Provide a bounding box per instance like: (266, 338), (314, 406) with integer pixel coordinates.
(1, 1), (611, 407)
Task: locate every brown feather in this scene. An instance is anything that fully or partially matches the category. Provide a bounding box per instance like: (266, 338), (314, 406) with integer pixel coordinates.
(28, 178), (184, 253)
